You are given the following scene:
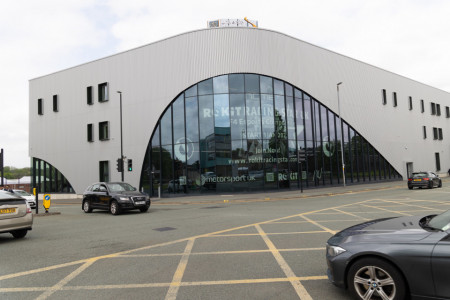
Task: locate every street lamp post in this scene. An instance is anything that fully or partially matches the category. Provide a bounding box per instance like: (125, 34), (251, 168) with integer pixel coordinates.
(337, 82), (345, 187)
(117, 91), (124, 182)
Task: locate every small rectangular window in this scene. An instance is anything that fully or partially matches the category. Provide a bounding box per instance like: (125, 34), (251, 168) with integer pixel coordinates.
(439, 128), (443, 140)
(446, 106), (450, 118)
(423, 126), (427, 139)
(382, 89), (387, 105)
(53, 95), (58, 112)
(98, 83), (108, 102)
(436, 104), (441, 116)
(392, 92), (397, 107)
(433, 127), (438, 140)
(99, 121), (109, 140)
(408, 96), (413, 110)
(431, 102), (436, 115)
(38, 98), (43, 115)
(421, 100), (424, 113)
(87, 86), (93, 105)
(435, 152), (441, 171)
(99, 161), (110, 182)
(87, 124), (94, 142)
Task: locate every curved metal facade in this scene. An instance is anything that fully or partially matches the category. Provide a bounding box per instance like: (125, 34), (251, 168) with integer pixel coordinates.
(29, 28), (450, 194)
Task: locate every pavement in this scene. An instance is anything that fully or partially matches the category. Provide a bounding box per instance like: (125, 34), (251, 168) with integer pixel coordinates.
(150, 179), (409, 205)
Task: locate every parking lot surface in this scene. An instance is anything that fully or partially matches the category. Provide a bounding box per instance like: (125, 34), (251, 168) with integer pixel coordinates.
(1, 180), (450, 299)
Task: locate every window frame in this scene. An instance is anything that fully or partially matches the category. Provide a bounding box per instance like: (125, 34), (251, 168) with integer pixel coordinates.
(87, 123), (94, 142)
(392, 92), (397, 107)
(99, 121), (109, 141)
(421, 100), (424, 113)
(423, 126), (427, 139)
(408, 96), (413, 110)
(98, 82), (109, 103)
(52, 95), (58, 112)
(87, 86), (93, 105)
(382, 89), (387, 105)
(38, 98), (43, 115)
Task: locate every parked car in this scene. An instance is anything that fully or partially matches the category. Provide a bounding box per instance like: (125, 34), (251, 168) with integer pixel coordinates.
(12, 189), (36, 208)
(0, 190), (33, 238)
(82, 182), (150, 215)
(407, 171), (442, 189)
(326, 210), (450, 299)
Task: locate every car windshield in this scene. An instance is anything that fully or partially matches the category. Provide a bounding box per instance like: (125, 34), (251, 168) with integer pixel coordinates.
(106, 183), (136, 192)
(429, 209), (450, 231)
(14, 190), (32, 196)
(412, 172), (428, 178)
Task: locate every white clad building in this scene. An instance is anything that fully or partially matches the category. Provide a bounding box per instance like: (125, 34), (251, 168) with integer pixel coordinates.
(29, 26), (450, 196)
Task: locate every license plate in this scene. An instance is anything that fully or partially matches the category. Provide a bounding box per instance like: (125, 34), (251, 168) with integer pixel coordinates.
(0, 208), (16, 214)
(414, 179), (421, 181)
(135, 201), (145, 205)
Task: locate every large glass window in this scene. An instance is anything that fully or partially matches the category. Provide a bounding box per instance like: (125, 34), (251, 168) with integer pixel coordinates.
(141, 74), (401, 196)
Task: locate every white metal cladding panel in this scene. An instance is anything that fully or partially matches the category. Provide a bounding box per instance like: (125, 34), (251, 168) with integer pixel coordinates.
(30, 27), (450, 193)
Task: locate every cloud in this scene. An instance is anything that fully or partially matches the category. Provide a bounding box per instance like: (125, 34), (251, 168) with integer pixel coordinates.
(1, 0), (450, 167)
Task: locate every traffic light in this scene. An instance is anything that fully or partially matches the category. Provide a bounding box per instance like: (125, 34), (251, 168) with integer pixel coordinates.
(127, 159), (132, 171)
(116, 158), (123, 172)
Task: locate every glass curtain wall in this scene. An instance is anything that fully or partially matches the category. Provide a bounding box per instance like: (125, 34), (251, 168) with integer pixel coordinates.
(141, 74), (401, 196)
(31, 158), (74, 193)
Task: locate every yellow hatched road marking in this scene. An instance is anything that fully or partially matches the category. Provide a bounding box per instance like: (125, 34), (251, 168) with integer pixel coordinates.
(165, 239), (195, 300)
(255, 224), (312, 300)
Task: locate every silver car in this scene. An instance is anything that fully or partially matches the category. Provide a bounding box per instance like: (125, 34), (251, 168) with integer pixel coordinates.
(0, 190), (33, 238)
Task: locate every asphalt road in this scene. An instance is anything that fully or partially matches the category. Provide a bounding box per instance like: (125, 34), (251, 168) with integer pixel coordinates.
(1, 181), (449, 300)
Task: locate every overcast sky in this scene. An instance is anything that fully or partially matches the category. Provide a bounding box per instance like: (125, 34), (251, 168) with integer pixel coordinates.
(1, 0), (450, 168)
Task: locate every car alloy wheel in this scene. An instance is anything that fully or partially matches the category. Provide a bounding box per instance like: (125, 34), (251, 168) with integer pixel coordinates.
(348, 258), (406, 300)
(83, 201), (92, 213)
(110, 200), (121, 215)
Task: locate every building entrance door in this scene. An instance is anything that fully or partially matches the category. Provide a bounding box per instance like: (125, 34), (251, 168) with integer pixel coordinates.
(406, 162), (413, 178)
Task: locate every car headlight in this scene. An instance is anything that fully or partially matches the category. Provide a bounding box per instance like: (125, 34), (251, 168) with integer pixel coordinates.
(326, 244), (346, 257)
(119, 197), (130, 201)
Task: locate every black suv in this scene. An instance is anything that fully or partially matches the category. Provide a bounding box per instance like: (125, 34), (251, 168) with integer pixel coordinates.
(82, 182), (150, 215)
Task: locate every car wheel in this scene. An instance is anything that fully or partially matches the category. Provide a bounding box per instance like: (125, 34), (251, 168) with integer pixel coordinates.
(82, 200), (93, 213)
(438, 180), (442, 188)
(11, 229), (28, 239)
(408, 186), (413, 190)
(139, 206), (149, 213)
(428, 181), (433, 189)
(347, 257), (406, 300)
(110, 200), (121, 215)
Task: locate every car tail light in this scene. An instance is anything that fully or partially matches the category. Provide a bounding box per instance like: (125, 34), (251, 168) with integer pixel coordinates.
(423, 178), (430, 181)
(408, 178), (412, 181)
(26, 203), (32, 214)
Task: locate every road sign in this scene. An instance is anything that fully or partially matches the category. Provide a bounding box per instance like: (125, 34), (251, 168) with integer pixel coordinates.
(43, 194), (51, 213)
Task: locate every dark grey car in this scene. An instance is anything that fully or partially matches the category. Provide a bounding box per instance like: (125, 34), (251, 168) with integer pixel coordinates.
(82, 182), (150, 215)
(326, 210), (450, 299)
(408, 171), (442, 189)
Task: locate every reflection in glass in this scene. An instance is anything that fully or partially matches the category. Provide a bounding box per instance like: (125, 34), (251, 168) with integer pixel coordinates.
(230, 94), (246, 140)
(185, 97), (199, 142)
(213, 75), (229, 94)
(173, 95), (185, 143)
(142, 73), (402, 196)
(160, 107), (172, 145)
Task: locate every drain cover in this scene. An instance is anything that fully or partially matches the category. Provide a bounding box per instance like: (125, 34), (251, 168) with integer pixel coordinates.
(153, 227), (176, 232)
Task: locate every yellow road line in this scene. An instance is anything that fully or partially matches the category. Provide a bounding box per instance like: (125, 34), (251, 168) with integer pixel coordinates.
(165, 238), (195, 300)
(0, 276), (329, 293)
(299, 215), (336, 235)
(35, 258), (97, 300)
(0, 198), (374, 284)
(332, 208), (370, 221)
(255, 224), (312, 300)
